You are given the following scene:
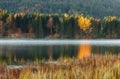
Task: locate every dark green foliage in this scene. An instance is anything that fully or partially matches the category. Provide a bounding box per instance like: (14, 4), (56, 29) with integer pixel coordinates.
(0, 10), (9, 22)
(102, 17), (120, 38)
(0, 9), (120, 39)
(0, 0), (120, 18)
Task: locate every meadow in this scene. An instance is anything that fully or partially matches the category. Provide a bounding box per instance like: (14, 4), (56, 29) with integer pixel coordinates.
(0, 54), (120, 79)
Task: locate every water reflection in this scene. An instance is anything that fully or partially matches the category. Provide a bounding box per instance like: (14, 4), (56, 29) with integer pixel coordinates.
(78, 44), (91, 59)
(0, 39), (120, 61)
(0, 45), (77, 61)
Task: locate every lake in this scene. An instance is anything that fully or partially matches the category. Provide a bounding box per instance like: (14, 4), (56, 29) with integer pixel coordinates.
(0, 39), (120, 61)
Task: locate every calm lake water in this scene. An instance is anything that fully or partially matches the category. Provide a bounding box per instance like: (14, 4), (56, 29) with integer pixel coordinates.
(0, 39), (120, 60)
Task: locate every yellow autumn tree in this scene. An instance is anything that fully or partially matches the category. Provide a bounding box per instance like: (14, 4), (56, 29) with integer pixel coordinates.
(77, 15), (91, 31)
(64, 13), (69, 18)
(6, 14), (13, 24)
(104, 16), (117, 22)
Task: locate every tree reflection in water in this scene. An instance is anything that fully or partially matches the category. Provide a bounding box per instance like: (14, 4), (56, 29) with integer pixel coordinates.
(78, 44), (91, 59)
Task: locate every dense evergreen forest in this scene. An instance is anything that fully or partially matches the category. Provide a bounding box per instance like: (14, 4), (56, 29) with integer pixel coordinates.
(0, 10), (120, 39)
(0, 0), (120, 18)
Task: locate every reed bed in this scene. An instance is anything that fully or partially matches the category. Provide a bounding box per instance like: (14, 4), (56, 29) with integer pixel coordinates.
(0, 54), (120, 79)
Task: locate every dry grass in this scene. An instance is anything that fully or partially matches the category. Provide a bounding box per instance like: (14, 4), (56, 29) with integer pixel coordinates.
(0, 54), (120, 79)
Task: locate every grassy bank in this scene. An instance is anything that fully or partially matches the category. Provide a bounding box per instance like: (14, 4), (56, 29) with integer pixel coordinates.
(0, 55), (120, 79)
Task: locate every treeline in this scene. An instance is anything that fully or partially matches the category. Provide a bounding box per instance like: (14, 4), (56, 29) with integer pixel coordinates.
(0, 0), (120, 18)
(0, 10), (120, 39)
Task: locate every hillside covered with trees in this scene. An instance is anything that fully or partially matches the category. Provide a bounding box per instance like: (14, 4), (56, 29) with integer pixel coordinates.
(0, 0), (120, 18)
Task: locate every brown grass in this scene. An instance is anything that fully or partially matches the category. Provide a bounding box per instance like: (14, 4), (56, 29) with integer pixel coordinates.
(0, 54), (120, 79)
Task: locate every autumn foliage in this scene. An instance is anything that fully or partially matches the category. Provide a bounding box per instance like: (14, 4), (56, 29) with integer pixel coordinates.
(0, 9), (120, 39)
(77, 15), (91, 31)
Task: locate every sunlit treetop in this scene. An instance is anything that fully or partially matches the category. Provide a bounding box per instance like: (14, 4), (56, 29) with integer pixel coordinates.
(77, 15), (91, 31)
(64, 13), (69, 18)
(0, 10), (8, 20)
(104, 16), (117, 22)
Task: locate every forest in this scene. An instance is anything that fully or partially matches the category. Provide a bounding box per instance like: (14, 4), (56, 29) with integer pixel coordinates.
(0, 0), (120, 18)
(0, 9), (120, 39)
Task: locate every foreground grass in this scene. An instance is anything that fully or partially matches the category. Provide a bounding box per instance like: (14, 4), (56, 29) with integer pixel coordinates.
(0, 55), (120, 79)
